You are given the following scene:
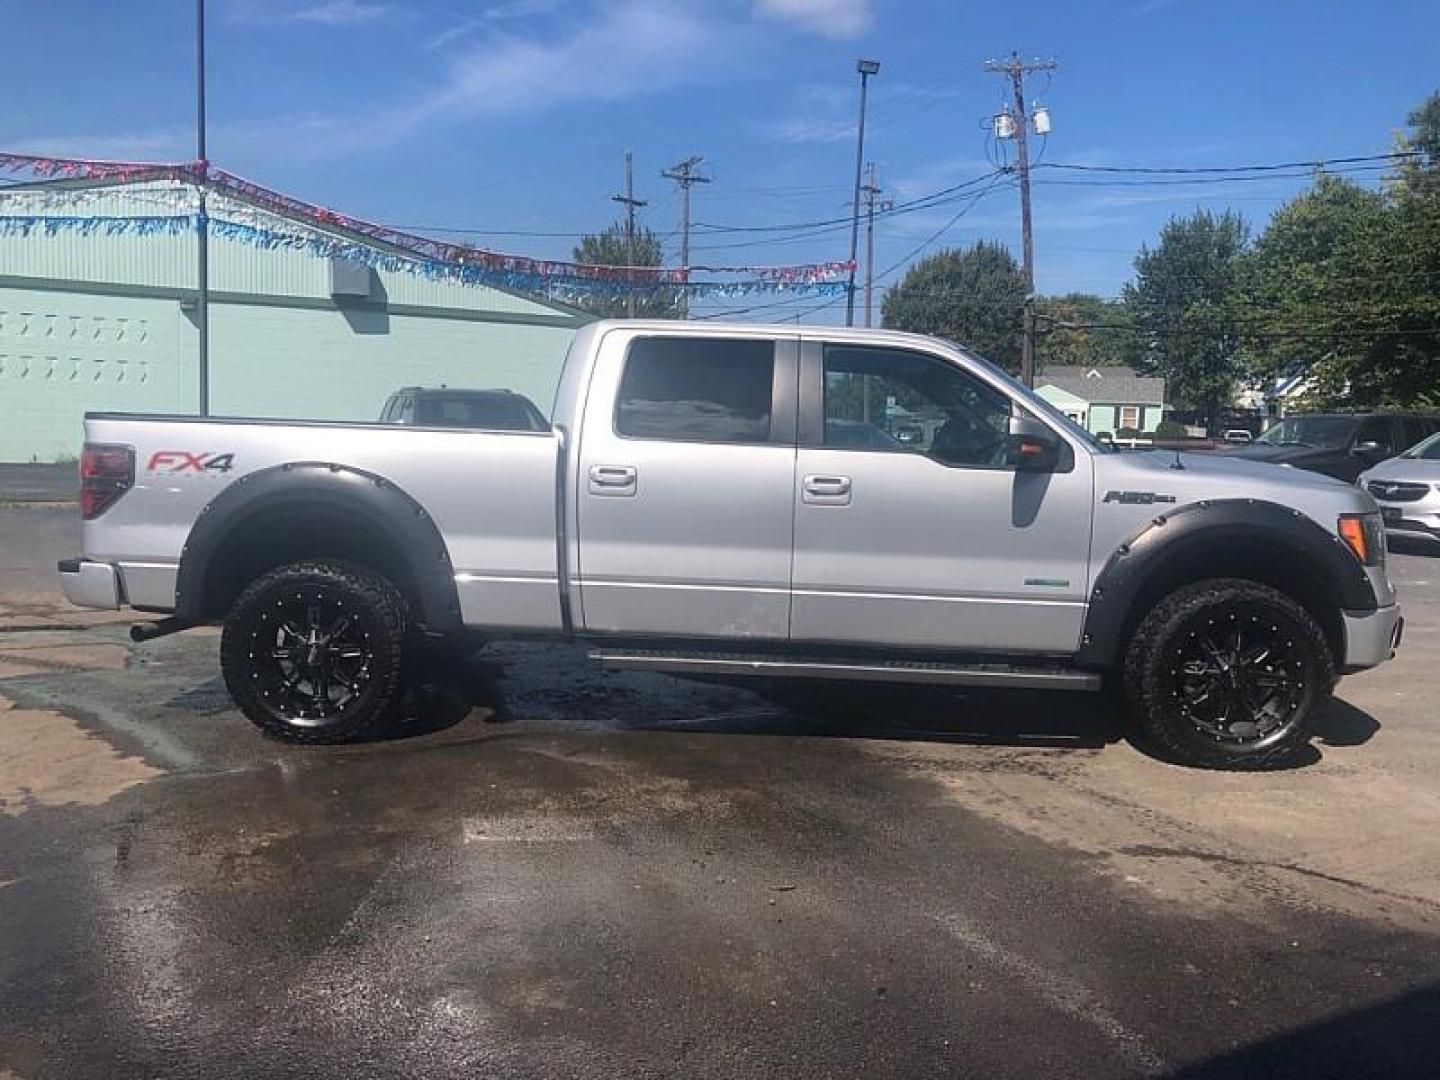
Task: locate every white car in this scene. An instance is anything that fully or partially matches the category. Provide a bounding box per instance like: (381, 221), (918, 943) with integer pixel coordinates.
(1360, 431), (1440, 547)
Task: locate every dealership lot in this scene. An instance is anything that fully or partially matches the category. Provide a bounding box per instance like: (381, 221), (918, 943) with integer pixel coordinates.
(2, 504), (1439, 1078)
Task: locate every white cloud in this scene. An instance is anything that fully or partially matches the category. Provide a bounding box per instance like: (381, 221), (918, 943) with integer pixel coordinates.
(291, 1), (391, 25)
(404, 1), (720, 127)
(754, 0), (872, 39)
(426, 0), (562, 50)
(765, 117), (857, 145)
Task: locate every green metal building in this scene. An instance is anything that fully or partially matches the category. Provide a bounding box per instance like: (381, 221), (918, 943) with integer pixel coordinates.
(0, 177), (587, 462)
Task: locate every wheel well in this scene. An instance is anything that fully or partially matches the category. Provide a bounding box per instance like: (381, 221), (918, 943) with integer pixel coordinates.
(1115, 541), (1346, 665)
(197, 504), (418, 621)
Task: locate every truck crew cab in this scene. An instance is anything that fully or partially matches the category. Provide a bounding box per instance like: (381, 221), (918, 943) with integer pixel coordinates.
(60, 322), (1402, 769)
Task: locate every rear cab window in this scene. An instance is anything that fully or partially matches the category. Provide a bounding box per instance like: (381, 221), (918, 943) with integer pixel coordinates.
(615, 337), (777, 444)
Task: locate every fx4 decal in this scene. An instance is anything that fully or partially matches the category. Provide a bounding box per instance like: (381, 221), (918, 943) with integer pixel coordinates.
(147, 451), (236, 475)
(1102, 490), (1177, 505)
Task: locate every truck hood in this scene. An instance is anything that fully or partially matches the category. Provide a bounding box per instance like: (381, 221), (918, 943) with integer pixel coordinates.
(1105, 449), (1353, 492)
(1095, 447), (1366, 507)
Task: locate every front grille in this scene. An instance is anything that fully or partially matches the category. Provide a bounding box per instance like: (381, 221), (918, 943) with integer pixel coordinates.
(1367, 480), (1432, 503)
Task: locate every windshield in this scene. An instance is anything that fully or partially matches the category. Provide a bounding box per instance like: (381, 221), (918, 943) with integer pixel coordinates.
(1255, 415), (1357, 449)
(1402, 432), (1440, 460)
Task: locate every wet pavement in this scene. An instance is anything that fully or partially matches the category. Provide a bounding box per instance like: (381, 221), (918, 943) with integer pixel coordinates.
(2, 505), (1439, 1078)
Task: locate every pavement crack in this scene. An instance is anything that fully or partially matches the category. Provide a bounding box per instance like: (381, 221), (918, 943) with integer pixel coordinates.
(1117, 844), (1440, 912)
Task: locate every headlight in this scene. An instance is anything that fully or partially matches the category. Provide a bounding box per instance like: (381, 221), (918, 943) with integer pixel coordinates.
(1338, 512), (1386, 567)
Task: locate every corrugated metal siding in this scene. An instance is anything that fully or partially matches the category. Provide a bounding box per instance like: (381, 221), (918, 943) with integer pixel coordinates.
(0, 285), (192, 461)
(0, 182), (581, 461)
(0, 182), (574, 318)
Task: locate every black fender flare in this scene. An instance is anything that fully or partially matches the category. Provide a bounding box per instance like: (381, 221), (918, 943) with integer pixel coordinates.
(173, 462), (462, 632)
(1074, 498), (1377, 669)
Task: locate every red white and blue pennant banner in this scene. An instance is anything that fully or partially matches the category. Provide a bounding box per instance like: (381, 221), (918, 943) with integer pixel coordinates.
(0, 152), (852, 297)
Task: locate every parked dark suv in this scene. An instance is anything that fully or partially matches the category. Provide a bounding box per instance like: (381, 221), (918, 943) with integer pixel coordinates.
(379, 387), (549, 432)
(1226, 412), (1440, 481)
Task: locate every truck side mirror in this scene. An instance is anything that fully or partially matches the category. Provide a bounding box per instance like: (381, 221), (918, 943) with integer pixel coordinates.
(1351, 440), (1384, 458)
(1007, 414), (1062, 472)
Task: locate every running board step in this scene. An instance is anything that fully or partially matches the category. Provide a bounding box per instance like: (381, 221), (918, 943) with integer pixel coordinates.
(588, 650), (1101, 692)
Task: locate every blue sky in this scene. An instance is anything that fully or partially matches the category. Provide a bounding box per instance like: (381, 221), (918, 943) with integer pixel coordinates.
(3, 0), (1437, 322)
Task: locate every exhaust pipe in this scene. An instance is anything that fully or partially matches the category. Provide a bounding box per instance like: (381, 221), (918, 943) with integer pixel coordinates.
(129, 617), (197, 643)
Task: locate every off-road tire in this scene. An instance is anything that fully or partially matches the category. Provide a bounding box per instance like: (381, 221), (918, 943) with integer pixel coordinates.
(221, 560), (410, 743)
(1123, 578), (1334, 770)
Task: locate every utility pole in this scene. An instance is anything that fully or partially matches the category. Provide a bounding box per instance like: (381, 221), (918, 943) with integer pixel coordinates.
(195, 0), (209, 414)
(846, 58), (881, 327)
(661, 155), (710, 318)
(985, 51), (1056, 387)
(612, 150), (647, 318)
(861, 162), (892, 329)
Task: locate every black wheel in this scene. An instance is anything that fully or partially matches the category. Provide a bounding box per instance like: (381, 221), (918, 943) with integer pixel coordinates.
(1123, 578), (1334, 770)
(220, 560), (409, 743)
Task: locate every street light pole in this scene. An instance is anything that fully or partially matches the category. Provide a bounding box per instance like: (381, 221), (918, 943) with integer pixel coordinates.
(196, 0), (210, 415)
(845, 58), (880, 328)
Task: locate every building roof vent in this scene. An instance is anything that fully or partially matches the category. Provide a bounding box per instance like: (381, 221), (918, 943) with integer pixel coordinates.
(330, 257), (375, 300)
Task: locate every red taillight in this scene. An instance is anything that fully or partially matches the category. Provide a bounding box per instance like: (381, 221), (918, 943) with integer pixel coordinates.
(79, 443), (134, 519)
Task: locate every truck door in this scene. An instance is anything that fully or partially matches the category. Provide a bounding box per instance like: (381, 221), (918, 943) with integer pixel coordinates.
(575, 331), (798, 640)
(790, 339), (1094, 654)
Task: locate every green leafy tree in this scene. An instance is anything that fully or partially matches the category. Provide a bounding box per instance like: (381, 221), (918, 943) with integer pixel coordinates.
(1035, 293), (1139, 372)
(1244, 174), (1390, 400)
(572, 221), (682, 319)
(881, 242), (1025, 372)
(1122, 209), (1251, 431)
(1245, 96), (1440, 408)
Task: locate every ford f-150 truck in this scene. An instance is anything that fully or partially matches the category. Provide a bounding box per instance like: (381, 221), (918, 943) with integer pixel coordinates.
(59, 321), (1403, 769)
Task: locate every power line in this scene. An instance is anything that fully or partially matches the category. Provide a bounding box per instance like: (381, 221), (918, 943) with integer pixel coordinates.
(694, 170), (1005, 233)
(1035, 151), (1419, 176)
(380, 152), (1419, 243)
(871, 173), (1015, 284)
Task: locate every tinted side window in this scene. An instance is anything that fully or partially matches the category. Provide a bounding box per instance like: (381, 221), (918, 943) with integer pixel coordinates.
(822, 345), (1013, 467)
(616, 337), (774, 443)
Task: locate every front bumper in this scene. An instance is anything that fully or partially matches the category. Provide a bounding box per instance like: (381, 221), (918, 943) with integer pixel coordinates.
(57, 558), (122, 610)
(1341, 604), (1403, 672)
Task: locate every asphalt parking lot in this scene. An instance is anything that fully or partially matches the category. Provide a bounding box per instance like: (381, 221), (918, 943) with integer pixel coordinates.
(2, 502), (1439, 1079)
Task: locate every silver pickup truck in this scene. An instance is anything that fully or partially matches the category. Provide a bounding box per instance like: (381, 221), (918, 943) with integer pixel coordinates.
(59, 321), (1402, 769)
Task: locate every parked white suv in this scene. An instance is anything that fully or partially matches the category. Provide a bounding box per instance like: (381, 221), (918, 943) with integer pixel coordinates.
(1360, 432), (1440, 547)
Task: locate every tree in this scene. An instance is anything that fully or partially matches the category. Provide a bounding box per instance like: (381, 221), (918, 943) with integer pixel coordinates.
(1244, 174), (1390, 401)
(571, 221), (682, 319)
(1244, 96), (1440, 408)
(1122, 210), (1251, 431)
(1035, 293), (1139, 371)
(881, 242), (1025, 371)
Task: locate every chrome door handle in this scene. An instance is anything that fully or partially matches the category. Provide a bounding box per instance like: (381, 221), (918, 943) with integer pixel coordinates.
(802, 474), (851, 506)
(589, 464), (638, 496)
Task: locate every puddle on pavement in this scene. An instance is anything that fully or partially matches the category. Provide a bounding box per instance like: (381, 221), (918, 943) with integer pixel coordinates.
(0, 692), (162, 816)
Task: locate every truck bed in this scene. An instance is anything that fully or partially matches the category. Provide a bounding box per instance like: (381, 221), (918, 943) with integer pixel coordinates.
(81, 413), (565, 631)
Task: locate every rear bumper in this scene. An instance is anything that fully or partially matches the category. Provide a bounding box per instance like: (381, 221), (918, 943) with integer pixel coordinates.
(57, 558), (122, 610)
(1341, 604), (1403, 672)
